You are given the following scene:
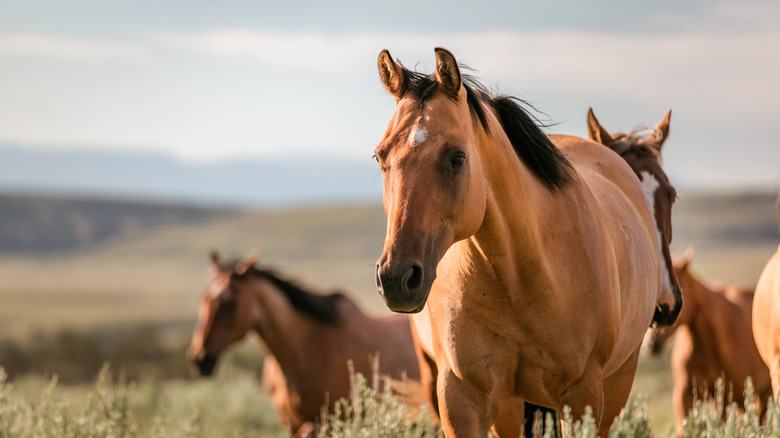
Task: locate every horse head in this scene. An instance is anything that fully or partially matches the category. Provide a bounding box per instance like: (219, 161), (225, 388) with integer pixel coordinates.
(374, 48), (489, 313)
(187, 251), (259, 376)
(587, 108), (682, 326)
(645, 248), (695, 355)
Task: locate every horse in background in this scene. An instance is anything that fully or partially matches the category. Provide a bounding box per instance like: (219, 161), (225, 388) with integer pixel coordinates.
(373, 47), (673, 437)
(187, 251), (420, 437)
(753, 194), (780, 397)
(587, 108), (683, 325)
(647, 249), (771, 435)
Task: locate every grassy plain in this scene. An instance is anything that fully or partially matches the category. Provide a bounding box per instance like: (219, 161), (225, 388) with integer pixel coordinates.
(0, 190), (778, 436)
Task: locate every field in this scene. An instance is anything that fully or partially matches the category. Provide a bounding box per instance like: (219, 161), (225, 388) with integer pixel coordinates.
(0, 190), (778, 436)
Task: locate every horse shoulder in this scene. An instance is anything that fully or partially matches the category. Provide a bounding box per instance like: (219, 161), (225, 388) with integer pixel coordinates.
(334, 301), (419, 380)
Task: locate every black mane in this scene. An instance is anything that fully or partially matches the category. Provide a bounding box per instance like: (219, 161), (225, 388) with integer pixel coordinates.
(220, 260), (343, 324)
(398, 65), (573, 192)
(255, 269), (344, 324)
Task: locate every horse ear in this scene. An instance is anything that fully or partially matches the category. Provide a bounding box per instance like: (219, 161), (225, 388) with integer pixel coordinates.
(434, 47), (462, 99)
(378, 49), (406, 99)
(208, 250), (220, 275)
(647, 109), (671, 155)
(586, 108), (614, 145)
(235, 250), (261, 276)
(680, 246), (695, 270)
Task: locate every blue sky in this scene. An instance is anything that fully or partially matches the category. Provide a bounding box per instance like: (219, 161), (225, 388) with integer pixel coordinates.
(1, 0), (779, 191)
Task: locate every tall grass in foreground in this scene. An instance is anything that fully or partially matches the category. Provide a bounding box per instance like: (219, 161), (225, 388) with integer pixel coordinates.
(318, 368), (780, 438)
(313, 364), (652, 438)
(0, 364), (285, 438)
(2, 363), (780, 438)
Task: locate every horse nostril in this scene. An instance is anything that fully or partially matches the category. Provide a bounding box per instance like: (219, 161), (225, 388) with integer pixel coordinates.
(404, 263), (424, 293)
(375, 264), (383, 292)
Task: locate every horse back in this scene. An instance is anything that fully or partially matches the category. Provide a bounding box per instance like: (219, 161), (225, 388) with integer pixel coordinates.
(550, 134), (655, 231)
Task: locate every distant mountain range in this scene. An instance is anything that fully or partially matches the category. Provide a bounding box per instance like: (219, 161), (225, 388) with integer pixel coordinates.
(0, 144), (383, 207)
(0, 193), (231, 253)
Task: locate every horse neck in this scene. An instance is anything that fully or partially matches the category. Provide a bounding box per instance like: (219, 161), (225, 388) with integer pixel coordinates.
(465, 119), (559, 295)
(245, 276), (331, 374)
(683, 276), (742, 358)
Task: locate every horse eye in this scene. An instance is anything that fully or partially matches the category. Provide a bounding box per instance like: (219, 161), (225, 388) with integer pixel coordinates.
(450, 152), (466, 170)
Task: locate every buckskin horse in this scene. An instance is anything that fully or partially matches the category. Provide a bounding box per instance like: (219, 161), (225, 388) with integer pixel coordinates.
(753, 195), (780, 398)
(648, 249), (771, 434)
(373, 48), (680, 437)
(187, 252), (420, 437)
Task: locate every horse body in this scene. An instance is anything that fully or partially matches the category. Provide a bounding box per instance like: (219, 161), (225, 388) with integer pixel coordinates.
(188, 252), (420, 436)
(650, 251), (770, 434)
(753, 224), (780, 395)
(374, 48), (664, 437)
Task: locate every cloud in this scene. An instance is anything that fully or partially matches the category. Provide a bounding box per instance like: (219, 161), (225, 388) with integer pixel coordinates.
(152, 27), (780, 110)
(155, 30), (393, 74)
(0, 33), (151, 62)
(2, 25), (778, 182)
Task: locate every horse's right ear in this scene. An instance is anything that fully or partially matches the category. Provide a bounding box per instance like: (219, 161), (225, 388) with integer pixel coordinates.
(378, 49), (406, 99)
(434, 47), (462, 99)
(235, 250), (261, 276)
(208, 250), (220, 274)
(586, 108), (614, 145)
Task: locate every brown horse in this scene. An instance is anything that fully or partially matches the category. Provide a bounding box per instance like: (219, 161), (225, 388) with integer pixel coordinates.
(647, 249), (771, 435)
(587, 108), (683, 324)
(187, 252), (420, 437)
(753, 196), (780, 397)
(373, 48), (676, 437)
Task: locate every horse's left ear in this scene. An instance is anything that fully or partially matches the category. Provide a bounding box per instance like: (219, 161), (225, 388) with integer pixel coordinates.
(647, 109), (672, 154)
(679, 246), (694, 270)
(434, 48), (462, 99)
(586, 108), (614, 145)
(235, 250), (261, 276)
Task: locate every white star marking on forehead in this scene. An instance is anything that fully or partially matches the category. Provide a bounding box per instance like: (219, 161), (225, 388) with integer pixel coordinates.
(208, 277), (229, 298)
(408, 117), (428, 148)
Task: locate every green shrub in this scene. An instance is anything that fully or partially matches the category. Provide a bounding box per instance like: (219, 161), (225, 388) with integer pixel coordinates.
(315, 361), (442, 438)
(679, 377), (778, 438)
(0, 363), (283, 438)
(5, 363), (780, 438)
(313, 362), (657, 438)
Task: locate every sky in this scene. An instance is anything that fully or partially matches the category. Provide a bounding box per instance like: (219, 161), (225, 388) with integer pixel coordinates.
(1, 0), (779, 192)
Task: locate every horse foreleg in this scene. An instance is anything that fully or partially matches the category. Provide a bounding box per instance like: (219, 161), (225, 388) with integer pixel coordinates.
(291, 421), (314, 438)
(490, 398), (524, 438)
(600, 348), (640, 437)
(770, 356), (780, 401)
(560, 367), (605, 437)
(414, 340), (441, 422)
(672, 368), (692, 435)
(438, 369), (496, 438)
